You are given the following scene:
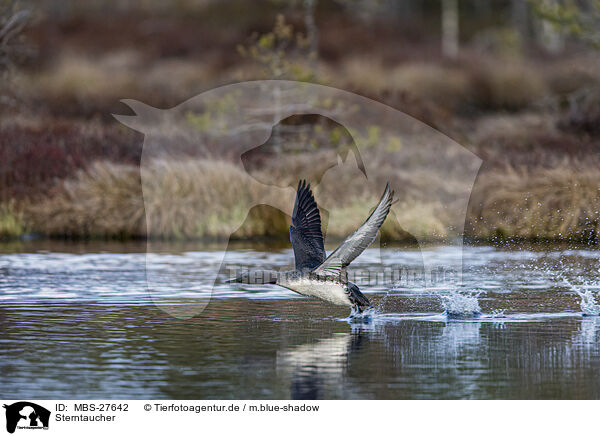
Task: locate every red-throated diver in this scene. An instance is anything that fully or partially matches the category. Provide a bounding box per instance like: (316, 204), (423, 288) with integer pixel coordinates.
(229, 180), (394, 313)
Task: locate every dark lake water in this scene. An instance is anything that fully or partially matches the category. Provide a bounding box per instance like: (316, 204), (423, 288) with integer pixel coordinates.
(1, 241), (600, 399)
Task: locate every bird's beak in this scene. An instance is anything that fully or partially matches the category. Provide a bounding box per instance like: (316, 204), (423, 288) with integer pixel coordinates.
(225, 277), (238, 284)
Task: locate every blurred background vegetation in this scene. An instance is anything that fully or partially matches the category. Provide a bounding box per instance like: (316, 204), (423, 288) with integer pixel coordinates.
(1, 0), (599, 243)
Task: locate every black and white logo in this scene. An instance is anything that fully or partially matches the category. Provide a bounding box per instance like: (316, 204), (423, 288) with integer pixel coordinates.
(3, 402), (50, 434)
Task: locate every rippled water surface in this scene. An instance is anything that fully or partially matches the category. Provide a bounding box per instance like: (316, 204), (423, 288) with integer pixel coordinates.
(2, 241), (600, 399)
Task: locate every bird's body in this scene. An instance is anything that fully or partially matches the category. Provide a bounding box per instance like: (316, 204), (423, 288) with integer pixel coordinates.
(230, 180), (394, 313)
(277, 271), (353, 307)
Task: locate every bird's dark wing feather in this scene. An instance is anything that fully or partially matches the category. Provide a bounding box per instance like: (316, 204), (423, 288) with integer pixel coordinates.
(290, 180), (326, 270)
(313, 183), (394, 280)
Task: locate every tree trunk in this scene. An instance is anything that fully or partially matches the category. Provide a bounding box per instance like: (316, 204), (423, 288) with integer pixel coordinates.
(442, 0), (459, 58)
(537, 0), (564, 53)
(511, 0), (529, 41)
(304, 0), (318, 64)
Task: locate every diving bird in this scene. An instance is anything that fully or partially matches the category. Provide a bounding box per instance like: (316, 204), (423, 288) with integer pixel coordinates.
(229, 180), (394, 313)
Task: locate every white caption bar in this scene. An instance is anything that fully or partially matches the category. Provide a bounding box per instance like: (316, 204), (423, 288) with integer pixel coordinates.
(0, 400), (587, 436)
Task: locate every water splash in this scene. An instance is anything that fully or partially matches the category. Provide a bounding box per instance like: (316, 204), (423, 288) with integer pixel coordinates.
(571, 285), (600, 316)
(347, 306), (377, 323)
(439, 290), (482, 319)
(489, 309), (507, 318)
(557, 274), (600, 316)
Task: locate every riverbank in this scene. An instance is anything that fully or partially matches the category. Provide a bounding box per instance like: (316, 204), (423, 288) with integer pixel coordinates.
(2, 4), (599, 243)
(2, 154), (599, 243)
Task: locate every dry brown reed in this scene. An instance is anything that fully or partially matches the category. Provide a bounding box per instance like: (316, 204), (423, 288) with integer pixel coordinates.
(468, 163), (600, 241)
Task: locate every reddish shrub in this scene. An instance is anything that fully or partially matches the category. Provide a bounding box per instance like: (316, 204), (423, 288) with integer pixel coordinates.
(0, 119), (142, 201)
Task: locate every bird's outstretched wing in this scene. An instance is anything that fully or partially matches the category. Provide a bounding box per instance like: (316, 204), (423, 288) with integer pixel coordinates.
(313, 183), (394, 280)
(290, 180), (326, 270)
